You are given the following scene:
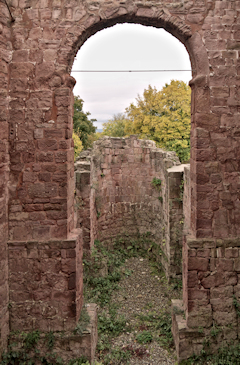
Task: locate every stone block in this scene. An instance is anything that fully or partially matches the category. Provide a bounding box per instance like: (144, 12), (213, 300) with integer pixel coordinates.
(213, 310), (237, 327)
(225, 247), (239, 258)
(187, 305), (213, 329)
(188, 257), (209, 271)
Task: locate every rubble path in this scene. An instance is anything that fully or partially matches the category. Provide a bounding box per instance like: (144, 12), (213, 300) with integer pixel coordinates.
(97, 256), (181, 364)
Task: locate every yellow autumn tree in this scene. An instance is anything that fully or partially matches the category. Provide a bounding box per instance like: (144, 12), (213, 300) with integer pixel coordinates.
(126, 80), (191, 162)
(73, 131), (83, 161)
(102, 113), (130, 137)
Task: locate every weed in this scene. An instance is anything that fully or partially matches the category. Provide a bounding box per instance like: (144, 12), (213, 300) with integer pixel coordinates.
(136, 331), (153, 344)
(174, 179), (184, 203)
(100, 347), (131, 364)
(151, 177), (163, 202)
(144, 302), (153, 309)
(151, 177), (162, 190)
(123, 268), (133, 277)
(233, 295), (240, 317)
(171, 277), (183, 290)
(135, 310), (173, 348)
(83, 235), (179, 364)
(45, 331), (55, 350)
(67, 356), (89, 365)
(210, 324), (220, 338)
(182, 342), (240, 365)
(23, 330), (40, 350)
(156, 312), (173, 348)
(98, 306), (127, 337)
(0, 330), (92, 365)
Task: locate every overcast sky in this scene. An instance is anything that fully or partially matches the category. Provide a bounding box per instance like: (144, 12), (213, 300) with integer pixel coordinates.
(71, 23), (192, 130)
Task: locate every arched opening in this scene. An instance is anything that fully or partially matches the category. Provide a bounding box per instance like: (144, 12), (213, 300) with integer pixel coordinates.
(71, 24), (192, 130)
(5, 4), (215, 363)
(70, 20), (205, 363)
(72, 22), (192, 272)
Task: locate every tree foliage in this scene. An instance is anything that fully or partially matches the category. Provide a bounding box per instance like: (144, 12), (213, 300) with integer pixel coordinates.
(102, 113), (129, 137)
(73, 96), (97, 149)
(126, 80), (191, 162)
(72, 132), (83, 161)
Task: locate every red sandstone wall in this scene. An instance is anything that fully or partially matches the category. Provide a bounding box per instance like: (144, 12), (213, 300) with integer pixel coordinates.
(0, 5), (11, 354)
(91, 136), (180, 244)
(8, 84), (75, 241)
(183, 165), (191, 236)
(5, 0), (240, 246)
(75, 136), (184, 280)
(2, 0), (240, 361)
(8, 230), (83, 332)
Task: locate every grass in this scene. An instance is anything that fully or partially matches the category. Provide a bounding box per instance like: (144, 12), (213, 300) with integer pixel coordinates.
(180, 342), (240, 365)
(83, 234), (180, 364)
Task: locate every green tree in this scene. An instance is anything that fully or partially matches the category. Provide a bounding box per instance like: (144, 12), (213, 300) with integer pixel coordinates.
(126, 80), (191, 162)
(102, 113), (130, 137)
(73, 96), (97, 149)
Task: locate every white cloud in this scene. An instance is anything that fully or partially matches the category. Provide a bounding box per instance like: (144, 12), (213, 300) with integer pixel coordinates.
(72, 24), (192, 128)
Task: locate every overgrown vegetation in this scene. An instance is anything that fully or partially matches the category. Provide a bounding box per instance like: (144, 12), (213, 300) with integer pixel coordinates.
(151, 177), (163, 202)
(0, 330), (95, 365)
(0, 328), (103, 365)
(181, 342), (240, 365)
(83, 234), (179, 364)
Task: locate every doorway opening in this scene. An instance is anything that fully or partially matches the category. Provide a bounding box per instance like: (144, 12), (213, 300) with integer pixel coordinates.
(72, 23), (192, 363)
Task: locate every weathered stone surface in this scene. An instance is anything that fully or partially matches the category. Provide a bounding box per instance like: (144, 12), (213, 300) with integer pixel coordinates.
(75, 136), (183, 281)
(8, 230), (83, 333)
(2, 0), (240, 362)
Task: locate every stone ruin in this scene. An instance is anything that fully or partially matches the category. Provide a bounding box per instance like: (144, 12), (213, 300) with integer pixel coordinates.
(75, 135), (188, 282)
(1, 0), (240, 362)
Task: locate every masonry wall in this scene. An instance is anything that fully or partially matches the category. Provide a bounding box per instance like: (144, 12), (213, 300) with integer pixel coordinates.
(8, 230), (83, 332)
(166, 165), (188, 279)
(0, 4), (11, 355)
(75, 136), (185, 279)
(2, 0), (240, 361)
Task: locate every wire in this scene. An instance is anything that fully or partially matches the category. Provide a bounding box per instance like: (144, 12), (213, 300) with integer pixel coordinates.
(71, 69), (192, 73)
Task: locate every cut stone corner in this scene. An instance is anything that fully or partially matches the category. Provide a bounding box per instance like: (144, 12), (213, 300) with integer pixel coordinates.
(171, 299), (204, 363)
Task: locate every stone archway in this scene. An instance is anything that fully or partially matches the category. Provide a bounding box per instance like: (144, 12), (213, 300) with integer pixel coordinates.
(1, 0), (240, 362)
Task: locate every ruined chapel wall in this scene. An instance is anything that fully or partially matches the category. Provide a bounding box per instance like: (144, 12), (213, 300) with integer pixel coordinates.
(3, 0), (240, 361)
(8, 230), (83, 333)
(0, 5), (11, 354)
(187, 1), (240, 239)
(75, 136), (182, 276)
(7, 10), (77, 242)
(6, 0), (240, 243)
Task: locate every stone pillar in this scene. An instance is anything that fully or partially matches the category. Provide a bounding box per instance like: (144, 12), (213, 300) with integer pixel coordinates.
(166, 165), (187, 280)
(75, 157), (92, 251)
(0, 3), (11, 355)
